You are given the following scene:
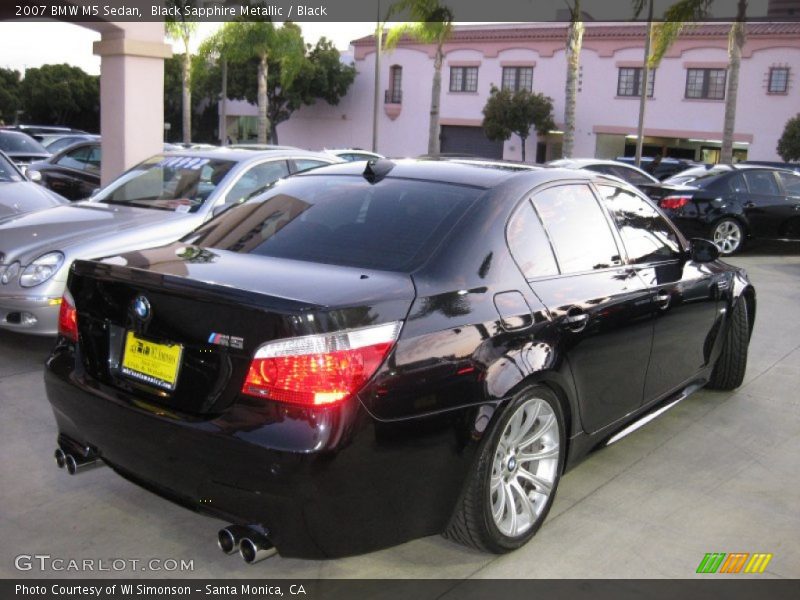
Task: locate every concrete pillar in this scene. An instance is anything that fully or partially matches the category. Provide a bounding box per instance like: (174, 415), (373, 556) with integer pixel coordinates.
(92, 25), (171, 185)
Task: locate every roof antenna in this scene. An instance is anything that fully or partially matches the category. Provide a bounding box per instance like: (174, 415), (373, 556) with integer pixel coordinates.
(363, 159), (394, 184)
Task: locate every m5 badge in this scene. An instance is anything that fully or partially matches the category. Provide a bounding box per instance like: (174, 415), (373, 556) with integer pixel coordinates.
(208, 333), (244, 350)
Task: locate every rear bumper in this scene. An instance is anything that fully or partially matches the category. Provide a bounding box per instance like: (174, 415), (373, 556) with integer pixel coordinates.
(44, 346), (471, 558)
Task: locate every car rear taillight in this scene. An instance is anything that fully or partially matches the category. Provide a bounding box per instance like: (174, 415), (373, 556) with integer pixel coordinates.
(242, 321), (402, 407)
(660, 195), (691, 210)
(57, 290), (78, 342)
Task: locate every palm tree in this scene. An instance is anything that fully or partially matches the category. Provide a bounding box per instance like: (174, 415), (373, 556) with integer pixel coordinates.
(721, 0), (748, 164)
(165, 19), (197, 144)
(386, 0), (454, 156)
(218, 22), (305, 144)
(631, 0), (711, 166)
(198, 29), (229, 145)
(562, 0), (584, 158)
(650, 0), (747, 164)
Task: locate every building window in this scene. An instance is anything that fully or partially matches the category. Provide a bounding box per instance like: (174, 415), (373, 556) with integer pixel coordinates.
(768, 67), (789, 93)
(685, 68), (726, 100)
(450, 66), (479, 92)
(385, 65), (402, 103)
(501, 67), (534, 92)
(617, 67), (655, 97)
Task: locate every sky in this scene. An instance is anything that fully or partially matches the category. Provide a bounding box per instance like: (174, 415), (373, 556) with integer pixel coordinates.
(0, 21), (377, 75)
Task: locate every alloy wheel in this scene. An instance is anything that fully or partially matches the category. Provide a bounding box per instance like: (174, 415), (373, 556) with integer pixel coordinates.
(490, 397), (560, 538)
(712, 220), (743, 255)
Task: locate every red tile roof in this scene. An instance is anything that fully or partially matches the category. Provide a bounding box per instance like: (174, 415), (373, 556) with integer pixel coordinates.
(351, 22), (800, 46)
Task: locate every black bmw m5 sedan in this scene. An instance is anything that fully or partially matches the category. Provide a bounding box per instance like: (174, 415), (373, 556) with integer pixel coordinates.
(45, 160), (755, 562)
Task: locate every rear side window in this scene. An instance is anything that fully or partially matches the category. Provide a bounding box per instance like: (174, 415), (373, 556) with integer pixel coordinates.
(185, 175), (481, 271)
(531, 184), (621, 274)
(597, 185), (682, 264)
(507, 201), (559, 279)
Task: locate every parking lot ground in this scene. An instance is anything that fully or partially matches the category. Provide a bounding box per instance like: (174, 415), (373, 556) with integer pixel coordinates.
(1, 245), (799, 580)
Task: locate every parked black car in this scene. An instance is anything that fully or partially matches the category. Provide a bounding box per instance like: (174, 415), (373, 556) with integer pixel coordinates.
(657, 165), (800, 254)
(547, 158), (662, 196)
(27, 141), (101, 200)
(45, 161), (754, 561)
(615, 156), (702, 180)
(41, 134), (100, 155)
(0, 129), (50, 173)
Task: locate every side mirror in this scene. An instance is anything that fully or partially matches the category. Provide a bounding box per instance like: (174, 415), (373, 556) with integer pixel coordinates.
(212, 204), (230, 218)
(689, 238), (720, 263)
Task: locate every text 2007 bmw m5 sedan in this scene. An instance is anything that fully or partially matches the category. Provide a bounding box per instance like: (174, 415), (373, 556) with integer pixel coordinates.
(45, 160), (755, 562)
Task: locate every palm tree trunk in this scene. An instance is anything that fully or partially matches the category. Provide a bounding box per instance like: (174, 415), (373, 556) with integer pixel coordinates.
(721, 0), (747, 164)
(220, 56), (228, 145)
(257, 52), (269, 144)
(428, 45), (443, 156)
(182, 45), (191, 144)
(563, 5), (584, 159)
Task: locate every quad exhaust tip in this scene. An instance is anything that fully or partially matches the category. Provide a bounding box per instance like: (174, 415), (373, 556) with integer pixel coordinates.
(54, 447), (102, 475)
(218, 526), (277, 564)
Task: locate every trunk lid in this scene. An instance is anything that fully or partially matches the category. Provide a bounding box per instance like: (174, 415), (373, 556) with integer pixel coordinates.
(68, 243), (415, 416)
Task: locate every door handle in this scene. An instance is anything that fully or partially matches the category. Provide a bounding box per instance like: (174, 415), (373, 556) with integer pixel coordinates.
(655, 290), (671, 310)
(744, 202), (756, 208)
(561, 308), (589, 332)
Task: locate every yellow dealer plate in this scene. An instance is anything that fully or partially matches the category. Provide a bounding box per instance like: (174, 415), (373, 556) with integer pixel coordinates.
(121, 331), (183, 391)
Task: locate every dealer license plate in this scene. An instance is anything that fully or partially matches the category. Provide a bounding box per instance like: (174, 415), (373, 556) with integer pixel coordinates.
(121, 331), (183, 391)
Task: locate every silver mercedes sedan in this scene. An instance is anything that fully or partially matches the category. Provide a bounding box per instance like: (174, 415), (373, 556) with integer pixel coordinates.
(0, 147), (340, 335)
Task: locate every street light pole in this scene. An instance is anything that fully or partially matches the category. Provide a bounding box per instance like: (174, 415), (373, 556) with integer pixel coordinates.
(635, 0), (654, 167)
(372, 1), (382, 153)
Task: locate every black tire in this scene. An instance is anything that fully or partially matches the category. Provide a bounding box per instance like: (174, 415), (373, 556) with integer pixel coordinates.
(444, 384), (565, 553)
(707, 298), (749, 390)
(711, 218), (746, 256)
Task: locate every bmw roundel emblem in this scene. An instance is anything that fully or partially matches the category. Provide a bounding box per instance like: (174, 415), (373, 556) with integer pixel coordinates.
(133, 295), (151, 321)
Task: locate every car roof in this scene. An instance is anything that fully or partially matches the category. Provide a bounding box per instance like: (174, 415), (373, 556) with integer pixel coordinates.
(549, 158), (640, 168)
(160, 147), (340, 163)
(292, 158), (588, 189)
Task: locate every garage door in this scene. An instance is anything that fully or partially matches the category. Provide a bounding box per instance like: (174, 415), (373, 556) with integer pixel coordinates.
(440, 125), (504, 159)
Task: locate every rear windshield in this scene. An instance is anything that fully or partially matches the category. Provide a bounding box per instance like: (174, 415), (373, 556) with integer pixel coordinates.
(0, 131), (48, 154)
(183, 175), (482, 271)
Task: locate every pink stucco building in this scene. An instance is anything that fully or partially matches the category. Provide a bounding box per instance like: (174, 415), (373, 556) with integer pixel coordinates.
(233, 22), (800, 163)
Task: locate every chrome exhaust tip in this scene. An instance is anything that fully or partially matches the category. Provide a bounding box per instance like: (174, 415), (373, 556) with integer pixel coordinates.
(239, 533), (277, 564)
(64, 453), (101, 475)
(54, 448), (66, 469)
(217, 526), (251, 555)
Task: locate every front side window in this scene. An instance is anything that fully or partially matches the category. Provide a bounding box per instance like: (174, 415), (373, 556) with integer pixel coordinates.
(450, 66), (479, 92)
(743, 170), (780, 195)
(531, 184), (621, 274)
(778, 171), (800, 195)
(56, 146), (92, 170)
(768, 67), (789, 93)
(93, 155), (236, 212)
(598, 185), (682, 264)
(617, 67), (655, 97)
(501, 67), (533, 92)
(685, 68), (726, 100)
(224, 160), (289, 205)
